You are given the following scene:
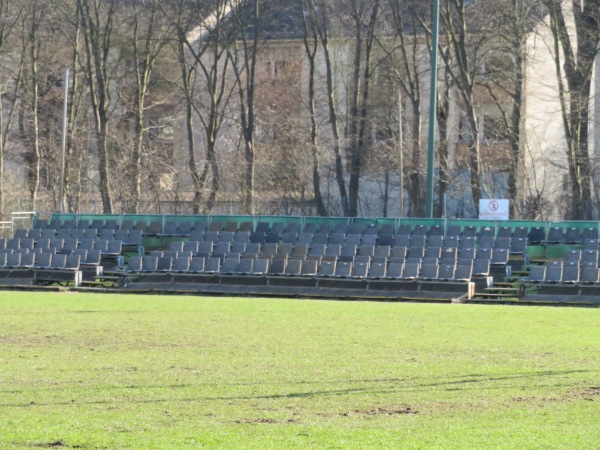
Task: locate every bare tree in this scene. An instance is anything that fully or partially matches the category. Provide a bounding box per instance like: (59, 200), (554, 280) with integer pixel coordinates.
(226, 0), (262, 215)
(168, 0), (236, 214)
(306, 0), (349, 216)
(18, 1), (48, 211)
(300, 0), (328, 216)
(543, 0), (600, 219)
(124, 0), (173, 213)
(0, 0), (22, 218)
(76, 0), (118, 213)
(439, 0), (490, 215)
(383, 0), (429, 217)
(346, 0), (381, 217)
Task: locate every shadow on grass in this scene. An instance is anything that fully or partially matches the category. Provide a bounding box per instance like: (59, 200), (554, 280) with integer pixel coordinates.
(0, 369), (593, 408)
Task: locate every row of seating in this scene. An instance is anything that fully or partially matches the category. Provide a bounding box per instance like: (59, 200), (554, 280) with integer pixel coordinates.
(124, 254), (487, 282)
(1, 238), (123, 256)
(524, 249), (600, 285)
(34, 217), (598, 245)
(14, 229), (142, 247)
(0, 252), (82, 271)
(162, 240), (511, 265)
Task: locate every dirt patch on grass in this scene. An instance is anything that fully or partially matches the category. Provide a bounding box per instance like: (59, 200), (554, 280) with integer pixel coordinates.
(34, 441), (66, 448)
(235, 418), (278, 424)
(566, 386), (600, 401)
(342, 406), (418, 416)
(513, 386), (600, 404)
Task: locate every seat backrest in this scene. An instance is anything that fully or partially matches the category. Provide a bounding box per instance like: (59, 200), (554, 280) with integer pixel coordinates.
(562, 265), (580, 283)
(127, 256), (143, 272)
(141, 256), (158, 272)
(237, 258), (254, 274)
(453, 262), (472, 281)
(173, 256), (191, 272)
(268, 258), (286, 275)
(419, 263), (438, 279)
(65, 254), (81, 270)
(35, 252), (52, 268)
(401, 262), (420, 279)
(334, 261), (352, 277)
(386, 262), (403, 278)
(368, 262), (386, 278)
(528, 265), (545, 282)
(50, 253), (67, 269)
(156, 256), (173, 272)
(252, 258), (269, 274)
(582, 266), (600, 283)
(317, 260), (336, 276)
(189, 257), (205, 273)
(472, 259), (490, 276)
(351, 262), (368, 278)
(438, 263), (456, 280)
(204, 257), (221, 273)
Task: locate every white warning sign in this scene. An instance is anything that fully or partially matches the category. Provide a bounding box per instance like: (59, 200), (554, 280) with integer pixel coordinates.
(479, 199), (509, 220)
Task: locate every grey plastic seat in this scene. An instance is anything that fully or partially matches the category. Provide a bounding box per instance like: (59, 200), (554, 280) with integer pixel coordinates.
(424, 247), (441, 259)
(317, 260), (336, 277)
(545, 227), (564, 244)
(252, 258), (269, 274)
(509, 237), (527, 255)
(544, 265), (562, 283)
(561, 265), (580, 283)
(419, 263), (438, 280)
(438, 263), (456, 281)
(141, 256), (158, 272)
(50, 254), (68, 270)
(6, 252), (21, 268)
(126, 256), (142, 272)
(583, 239), (599, 251)
(453, 262), (472, 281)
(268, 258), (286, 275)
(478, 236), (494, 250)
(564, 227), (582, 244)
(156, 257), (173, 272)
(526, 265), (545, 283)
(564, 250), (581, 263)
(283, 259), (302, 275)
(189, 257), (205, 273)
(401, 262), (420, 279)
(458, 247), (475, 261)
(204, 257), (221, 273)
(386, 262), (403, 278)
(351, 262), (368, 278)
(472, 259), (490, 277)
(20, 253), (35, 268)
(334, 261), (352, 277)
(491, 248), (509, 265)
(237, 258), (254, 274)
(427, 235), (443, 250)
(35, 252), (52, 269)
(300, 259), (318, 276)
(368, 262), (386, 279)
(377, 234), (395, 246)
(65, 254), (81, 271)
(581, 266), (600, 284)
(361, 234), (377, 246)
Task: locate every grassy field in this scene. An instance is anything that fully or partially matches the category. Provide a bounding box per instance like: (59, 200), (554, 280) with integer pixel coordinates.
(0, 292), (599, 449)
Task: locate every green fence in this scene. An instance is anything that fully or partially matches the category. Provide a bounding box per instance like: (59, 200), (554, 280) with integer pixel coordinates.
(44, 212), (600, 237)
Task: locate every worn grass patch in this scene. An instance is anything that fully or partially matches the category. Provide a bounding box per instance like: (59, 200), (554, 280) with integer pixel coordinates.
(0, 291), (599, 449)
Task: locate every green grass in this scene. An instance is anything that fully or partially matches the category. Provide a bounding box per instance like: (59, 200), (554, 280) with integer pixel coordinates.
(1, 292), (599, 449)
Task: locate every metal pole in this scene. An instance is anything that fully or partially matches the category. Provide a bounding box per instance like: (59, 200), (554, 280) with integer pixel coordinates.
(59, 69), (69, 213)
(425, 0), (440, 218)
(398, 88), (404, 218)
